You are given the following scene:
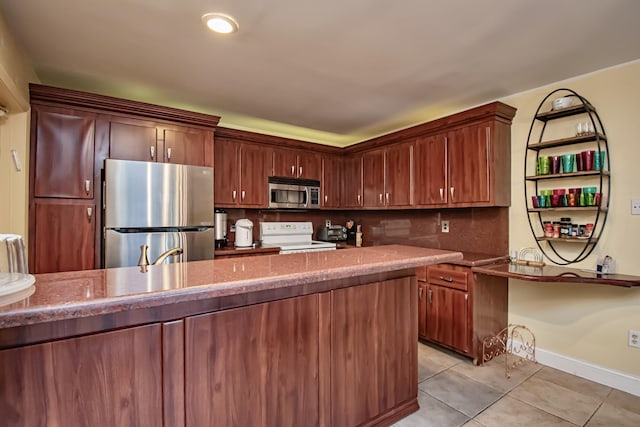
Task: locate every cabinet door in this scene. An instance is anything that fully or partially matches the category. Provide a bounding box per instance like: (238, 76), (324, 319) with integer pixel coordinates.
(385, 143), (413, 207)
(32, 200), (95, 273)
(414, 133), (448, 206)
(448, 123), (491, 205)
(108, 119), (159, 162)
(362, 149), (385, 208)
(342, 155), (363, 208)
(332, 277), (417, 427)
(33, 108), (95, 198)
(426, 284), (469, 354)
(214, 139), (240, 206)
(185, 294), (320, 427)
(272, 147), (298, 177)
(162, 127), (213, 167)
(418, 282), (428, 339)
(240, 143), (270, 206)
(298, 151), (322, 180)
(0, 324), (163, 426)
(322, 155), (342, 208)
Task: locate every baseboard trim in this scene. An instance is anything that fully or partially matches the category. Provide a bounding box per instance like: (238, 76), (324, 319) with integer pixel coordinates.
(512, 341), (640, 397)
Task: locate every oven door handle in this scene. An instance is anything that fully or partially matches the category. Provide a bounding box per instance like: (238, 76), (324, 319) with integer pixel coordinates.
(304, 186), (309, 208)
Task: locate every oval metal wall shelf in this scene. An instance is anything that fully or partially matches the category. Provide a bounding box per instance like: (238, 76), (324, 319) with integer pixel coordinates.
(524, 88), (610, 265)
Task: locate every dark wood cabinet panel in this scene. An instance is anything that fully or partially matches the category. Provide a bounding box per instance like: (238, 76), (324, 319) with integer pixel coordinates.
(342, 154), (363, 208)
(363, 149), (386, 208)
(418, 281), (428, 339)
(0, 324), (163, 427)
(108, 119), (159, 162)
(240, 143), (270, 206)
(386, 143), (413, 207)
(33, 108), (95, 199)
(184, 294), (320, 427)
(414, 133), (448, 206)
(272, 147), (298, 177)
(33, 200), (96, 273)
(162, 127), (213, 167)
(322, 155), (342, 208)
(448, 123), (491, 205)
(298, 151), (321, 180)
(426, 283), (469, 354)
(331, 278), (417, 427)
(214, 138), (239, 205)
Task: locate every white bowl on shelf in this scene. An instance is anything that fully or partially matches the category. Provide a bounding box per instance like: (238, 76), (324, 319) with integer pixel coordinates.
(552, 96), (573, 110)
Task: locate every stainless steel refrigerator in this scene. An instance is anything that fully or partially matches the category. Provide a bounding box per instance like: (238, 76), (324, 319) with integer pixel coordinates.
(103, 159), (215, 268)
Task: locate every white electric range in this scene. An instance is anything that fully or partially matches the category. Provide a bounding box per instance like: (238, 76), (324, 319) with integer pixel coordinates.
(260, 221), (337, 254)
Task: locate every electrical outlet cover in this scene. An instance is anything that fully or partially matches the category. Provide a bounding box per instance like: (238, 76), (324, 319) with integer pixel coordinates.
(631, 199), (640, 215)
(441, 220), (449, 233)
(629, 330), (640, 348)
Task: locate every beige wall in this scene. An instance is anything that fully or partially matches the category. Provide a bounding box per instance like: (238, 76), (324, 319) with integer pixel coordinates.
(501, 60), (640, 376)
(0, 111), (29, 237)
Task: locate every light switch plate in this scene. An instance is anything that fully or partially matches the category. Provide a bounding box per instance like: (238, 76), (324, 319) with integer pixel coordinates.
(632, 198), (640, 215)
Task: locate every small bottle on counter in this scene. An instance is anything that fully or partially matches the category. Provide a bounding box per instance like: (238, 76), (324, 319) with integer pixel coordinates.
(355, 224), (363, 247)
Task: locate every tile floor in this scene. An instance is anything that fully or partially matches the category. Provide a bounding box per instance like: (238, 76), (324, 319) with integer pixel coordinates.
(394, 342), (640, 427)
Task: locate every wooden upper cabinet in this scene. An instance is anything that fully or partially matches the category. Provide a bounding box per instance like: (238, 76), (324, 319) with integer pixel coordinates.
(108, 119), (159, 162)
(448, 123), (491, 205)
(385, 143), (413, 207)
(414, 133), (448, 206)
(215, 139), (269, 207)
(33, 108), (95, 199)
(162, 128), (213, 167)
(272, 148), (321, 180)
(342, 154), (363, 208)
(321, 155), (342, 208)
(363, 149), (386, 208)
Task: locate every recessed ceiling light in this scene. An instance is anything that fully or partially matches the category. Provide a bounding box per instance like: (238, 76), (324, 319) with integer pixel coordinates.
(202, 13), (239, 34)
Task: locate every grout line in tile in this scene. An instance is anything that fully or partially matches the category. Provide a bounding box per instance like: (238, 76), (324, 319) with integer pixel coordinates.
(505, 388), (583, 426)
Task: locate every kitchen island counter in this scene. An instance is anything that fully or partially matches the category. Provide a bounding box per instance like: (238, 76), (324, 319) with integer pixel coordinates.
(1, 245), (461, 427)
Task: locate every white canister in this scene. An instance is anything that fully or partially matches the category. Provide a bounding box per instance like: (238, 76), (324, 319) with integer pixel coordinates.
(234, 219), (254, 248)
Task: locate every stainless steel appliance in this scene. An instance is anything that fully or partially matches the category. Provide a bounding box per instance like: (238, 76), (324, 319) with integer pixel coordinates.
(268, 177), (320, 209)
(103, 159), (215, 268)
(260, 221), (336, 254)
(214, 209), (228, 248)
(317, 225), (347, 242)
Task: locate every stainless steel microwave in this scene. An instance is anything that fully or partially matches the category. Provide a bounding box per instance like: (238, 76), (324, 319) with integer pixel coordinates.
(268, 176), (320, 209)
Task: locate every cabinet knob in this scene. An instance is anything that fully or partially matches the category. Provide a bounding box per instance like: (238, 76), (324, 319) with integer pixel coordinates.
(379, 193), (383, 204)
(439, 188), (444, 201)
(324, 195), (328, 203)
(450, 187), (455, 200)
(232, 190), (237, 201)
(87, 207), (93, 220)
(85, 179), (91, 194)
(166, 147), (172, 160)
(241, 190), (246, 201)
(150, 146), (155, 160)
(357, 194), (361, 204)
(385, 192), (390, 204)
(299, 166), (303, 176)
(291, 165), (295, 175)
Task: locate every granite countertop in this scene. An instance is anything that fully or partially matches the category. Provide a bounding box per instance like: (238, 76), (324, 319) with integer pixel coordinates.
(452, 251), (510, 267)
(0, 245), (462, 328)
(213, 246), (281, 256)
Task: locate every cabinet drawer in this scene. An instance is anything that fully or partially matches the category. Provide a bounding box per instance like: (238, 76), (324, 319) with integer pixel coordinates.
(427, 266), (468, 291)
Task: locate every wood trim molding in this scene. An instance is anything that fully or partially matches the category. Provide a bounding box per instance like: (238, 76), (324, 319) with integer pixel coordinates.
(215, 126), (343, 154)
(29, 84), (220, 128)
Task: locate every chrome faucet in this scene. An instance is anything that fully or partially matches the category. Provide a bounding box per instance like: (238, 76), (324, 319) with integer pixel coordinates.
(137, 245), (184, 267)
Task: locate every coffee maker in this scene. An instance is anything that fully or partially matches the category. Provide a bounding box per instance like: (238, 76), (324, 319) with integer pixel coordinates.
(214, 209), (228, 249)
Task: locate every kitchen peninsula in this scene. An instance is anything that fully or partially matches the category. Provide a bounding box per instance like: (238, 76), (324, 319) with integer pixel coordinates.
(0, 245), (462, 427)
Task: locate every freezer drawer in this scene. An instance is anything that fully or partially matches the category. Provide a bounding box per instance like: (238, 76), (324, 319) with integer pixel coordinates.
(104, 228), (214, 268)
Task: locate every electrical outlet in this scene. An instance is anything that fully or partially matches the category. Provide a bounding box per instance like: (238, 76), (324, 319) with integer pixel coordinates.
(631, 199), (640, 215)
(441, 220), (449, 233)
(629, 330), (640, 348)
(325, 219), (332, 227)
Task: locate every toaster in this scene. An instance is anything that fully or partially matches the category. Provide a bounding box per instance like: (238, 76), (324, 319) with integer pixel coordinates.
(317, 225), (347, 242)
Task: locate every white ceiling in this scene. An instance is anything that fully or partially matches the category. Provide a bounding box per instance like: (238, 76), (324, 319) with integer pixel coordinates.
(1, 0), (639, 145)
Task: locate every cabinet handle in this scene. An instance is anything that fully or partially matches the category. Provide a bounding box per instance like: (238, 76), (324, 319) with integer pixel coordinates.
(450, 187), (455, 200)
(87, 207), (93, 219)
(485, 127), (491, 187)
(299, 166), (303, 176)
(166, 147), (172, 160)
(232, 190), (237, 201)
(428, 289), (432, 304)
(379, 193), (383, 204)
(357, 194), (361, 204)
(439, 188), (444, 201)
(324, 195), (328, 203)
(291, 165), (295, 175)
(85, 179), (91, 194)
(386, 192), (390, 204)
(419, 287), (423, 299)
(241, 190), (246, 201)
(150, 146), (155, 160)
(465, 293), (468, 301)
(439, 276), (454, 283)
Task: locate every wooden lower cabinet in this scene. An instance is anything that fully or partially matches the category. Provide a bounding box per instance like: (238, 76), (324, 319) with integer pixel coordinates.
(0, 324), (163, 426)
(184, 294), (321, 427)
(420, 264), (508, 364)
(331, 277), (418, 427)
